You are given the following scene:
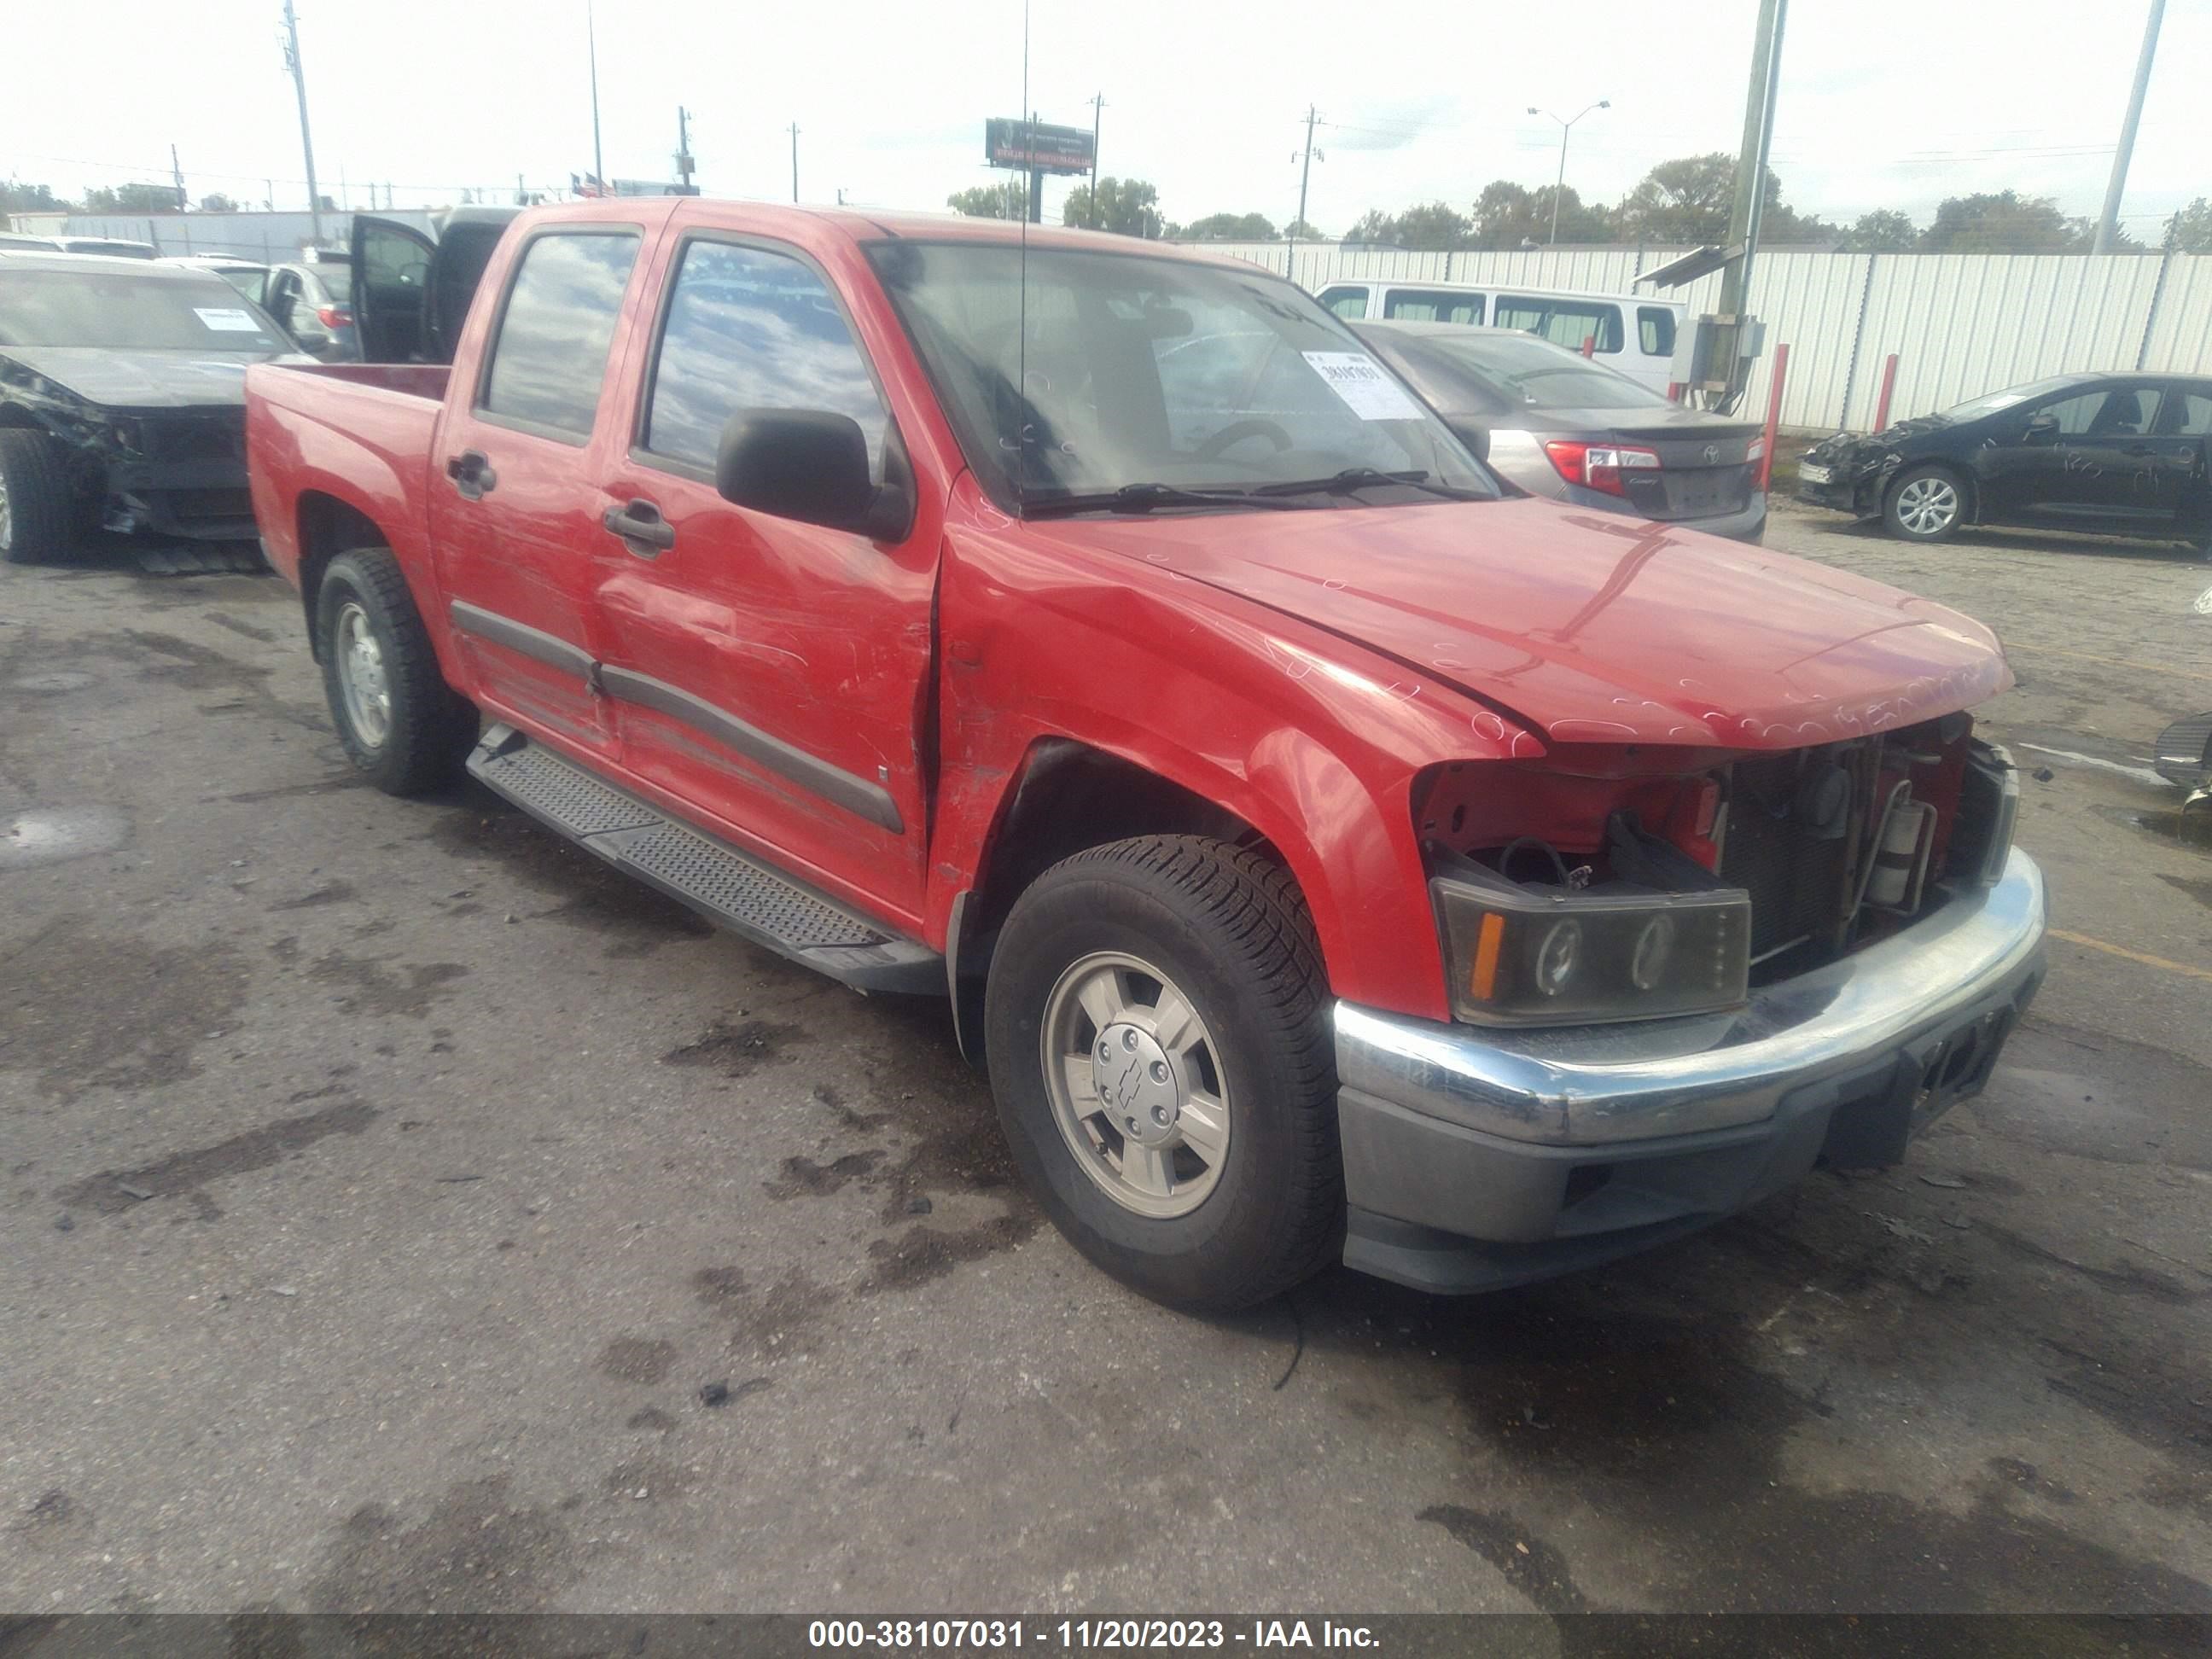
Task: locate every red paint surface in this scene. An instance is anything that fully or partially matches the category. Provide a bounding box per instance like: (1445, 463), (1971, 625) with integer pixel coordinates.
(248, 201), (2013, 1023)
(1758, 342), (1789, 492)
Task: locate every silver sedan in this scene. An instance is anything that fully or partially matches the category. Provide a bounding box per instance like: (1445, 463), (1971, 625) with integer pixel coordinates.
(1356, 321), (1767, 543)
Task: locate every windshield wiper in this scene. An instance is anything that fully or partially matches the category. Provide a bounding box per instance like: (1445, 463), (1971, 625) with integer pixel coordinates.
(1022, 481), (1301, 518)
(1250, 467), (1487, 501)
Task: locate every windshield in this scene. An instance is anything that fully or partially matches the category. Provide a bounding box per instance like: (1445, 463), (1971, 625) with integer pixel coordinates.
(868, 242), (1492, 511)
(0, 269), (287, 352)
(1387, 330), (1670, 415)
(1938, 376), (2077, 423)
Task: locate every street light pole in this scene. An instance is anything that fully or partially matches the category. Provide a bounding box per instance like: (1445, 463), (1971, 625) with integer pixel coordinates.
(2093, 0), (2165, 253)
(1527, 99), (1609, 245)
(586, 0), (605, 193)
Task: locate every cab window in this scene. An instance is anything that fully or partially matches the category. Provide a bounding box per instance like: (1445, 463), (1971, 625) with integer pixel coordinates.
(1318, 286), (1368, 319)
(1638, 306), (1676, 358)
(641, 239), (888, 476)
(479, 230), (642, 441)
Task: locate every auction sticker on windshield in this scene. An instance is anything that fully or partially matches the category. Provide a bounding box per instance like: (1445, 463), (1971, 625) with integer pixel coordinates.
(194, 307), (264, 332)
(1301, 352), (1422, 421)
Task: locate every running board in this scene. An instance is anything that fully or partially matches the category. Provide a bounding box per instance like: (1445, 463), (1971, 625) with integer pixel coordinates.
(466, 725), (941, 995)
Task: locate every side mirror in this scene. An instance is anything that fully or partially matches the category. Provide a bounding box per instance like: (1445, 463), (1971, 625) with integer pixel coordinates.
(716, 408), (910, 538)
(2023, 412), (2058, 442)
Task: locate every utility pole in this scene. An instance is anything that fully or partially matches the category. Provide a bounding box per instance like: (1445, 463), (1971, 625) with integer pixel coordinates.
(171, 144), (186, 212)
(1527, 101), (1609, 244)
(516, 172), (527, 206)
(1287, 105), (1321, 276)
(280, 0), (323, 242)
(1717, 0), (1785, 329)
(585, 0), (605, 192)
(2093, 0), (2165, 253)
(1086, 93), (1105, 229)
(338, 163), (348, 211)
(265, 178), (274, 212)
(789, 122), (800, 203)
(675, 105), (695, 195)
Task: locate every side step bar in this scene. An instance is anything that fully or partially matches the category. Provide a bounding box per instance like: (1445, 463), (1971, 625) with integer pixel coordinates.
(466, 725), (942, 995)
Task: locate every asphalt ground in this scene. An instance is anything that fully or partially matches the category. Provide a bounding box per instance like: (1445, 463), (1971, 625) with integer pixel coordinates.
(2, 503), (2208, 1625)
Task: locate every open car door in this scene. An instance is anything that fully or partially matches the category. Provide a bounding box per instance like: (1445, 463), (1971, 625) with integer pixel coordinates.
(349, 207), (521, 364)
(351, 214), (437, 363)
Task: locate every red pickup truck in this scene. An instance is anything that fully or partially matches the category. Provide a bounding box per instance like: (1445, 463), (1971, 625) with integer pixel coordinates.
(245, 199), (2046, 1311)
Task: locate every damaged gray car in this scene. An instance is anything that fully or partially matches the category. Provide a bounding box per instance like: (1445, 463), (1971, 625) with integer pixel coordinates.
(0, 252), (292, 562)
(1796, 371), (2212, 550)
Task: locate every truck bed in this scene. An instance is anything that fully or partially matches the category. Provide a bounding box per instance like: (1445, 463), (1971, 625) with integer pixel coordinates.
(244, 358), (451, 593)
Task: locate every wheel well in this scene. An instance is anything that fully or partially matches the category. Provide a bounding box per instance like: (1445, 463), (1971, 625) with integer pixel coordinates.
(950, 740), (1298, 1065)
(296, 492), (392, 657)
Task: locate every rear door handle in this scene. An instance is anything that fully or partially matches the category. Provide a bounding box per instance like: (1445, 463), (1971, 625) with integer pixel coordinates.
(603, 498), (676, 556)
(445, 450), (497, 499)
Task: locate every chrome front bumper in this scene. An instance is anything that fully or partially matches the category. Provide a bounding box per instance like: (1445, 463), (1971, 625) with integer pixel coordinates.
(1332, 848), (2047, 1292)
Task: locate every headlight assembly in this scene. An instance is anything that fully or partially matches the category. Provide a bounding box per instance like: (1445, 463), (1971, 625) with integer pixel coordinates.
(1432, 863), (1751, 1027)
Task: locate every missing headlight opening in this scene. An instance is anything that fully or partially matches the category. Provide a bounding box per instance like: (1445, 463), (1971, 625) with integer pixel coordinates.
(1415, 714), (2017, 1024)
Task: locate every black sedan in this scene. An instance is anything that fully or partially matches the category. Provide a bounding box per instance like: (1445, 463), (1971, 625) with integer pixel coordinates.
(1354, 321), (1767, 543)
(0, 252), (292, 562)
(1797, 371), (2212, 548)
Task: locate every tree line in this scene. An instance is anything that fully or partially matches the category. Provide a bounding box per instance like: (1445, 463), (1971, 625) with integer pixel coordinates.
(950, 155), (2212, 255)
(3, 179), (247, 214)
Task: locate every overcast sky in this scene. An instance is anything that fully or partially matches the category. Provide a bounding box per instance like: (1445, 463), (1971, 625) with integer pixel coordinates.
(6, 0), (2206, 236)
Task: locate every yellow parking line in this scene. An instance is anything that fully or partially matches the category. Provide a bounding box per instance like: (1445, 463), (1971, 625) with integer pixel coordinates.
(2006, 640), (2212, 683)
(2049, 928), (2212, 984)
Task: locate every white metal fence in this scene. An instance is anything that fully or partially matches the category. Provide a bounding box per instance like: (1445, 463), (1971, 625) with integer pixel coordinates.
(1182, 242), (2212, 434)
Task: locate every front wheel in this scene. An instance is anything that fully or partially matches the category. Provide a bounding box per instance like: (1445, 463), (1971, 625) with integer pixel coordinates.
(1884, 464), (1965, 543)
(315, 547), (477, 795)
(0, 428), (79, 565)
(984, 835), (1340, 1312)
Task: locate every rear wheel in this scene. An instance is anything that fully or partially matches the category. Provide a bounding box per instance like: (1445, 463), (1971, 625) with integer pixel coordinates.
(315, 547), (477, 795)
(0, 428), (78, 565)
(984, 835), (1340, 1312)
(1883, 464), (1965, 543)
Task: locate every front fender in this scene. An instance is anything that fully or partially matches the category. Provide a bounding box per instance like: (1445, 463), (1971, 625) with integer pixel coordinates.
(925, 501), (1537, 1022)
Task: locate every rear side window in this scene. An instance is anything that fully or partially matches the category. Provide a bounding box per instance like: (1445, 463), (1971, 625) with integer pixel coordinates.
(1318, 287), (1368, 319)
(1494, 295), (1624, 354)
(480, 230), (642, 440)
(1638, 306), (1676, 357)
(642, 240), (888, 474)
(1382, 288), (1482, 324)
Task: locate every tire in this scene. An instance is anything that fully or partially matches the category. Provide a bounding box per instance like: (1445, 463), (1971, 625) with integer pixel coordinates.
(984, 835), (1340, 1313)
(1883, 463), (1965, 544)
(0, 428), (78, 565)
(314, 547), (477, 795)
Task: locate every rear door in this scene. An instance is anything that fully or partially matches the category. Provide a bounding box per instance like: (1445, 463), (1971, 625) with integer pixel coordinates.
(427, 219), (659, 762)
(2145, 383), (2212, 533)
(350, 215), (437, 362)
(586, 226), (937, 919)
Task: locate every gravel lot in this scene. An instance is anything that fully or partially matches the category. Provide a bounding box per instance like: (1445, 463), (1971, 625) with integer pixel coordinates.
(3, 503), (2209, 1621)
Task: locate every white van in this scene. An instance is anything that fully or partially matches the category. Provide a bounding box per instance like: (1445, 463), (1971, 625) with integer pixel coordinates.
(1313, 279), (1685, 395)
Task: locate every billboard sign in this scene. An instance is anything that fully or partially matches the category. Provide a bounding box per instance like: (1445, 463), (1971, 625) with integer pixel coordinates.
(984, 118), (1095, 174)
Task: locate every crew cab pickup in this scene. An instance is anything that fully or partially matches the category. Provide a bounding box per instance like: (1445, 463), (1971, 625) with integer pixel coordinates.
(244, 200), (2046, 1311)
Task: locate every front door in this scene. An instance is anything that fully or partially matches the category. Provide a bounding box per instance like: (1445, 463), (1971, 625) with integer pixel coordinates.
(350, 215), (436, 363)
(1980, 383), (2166, 529)
(428, 223), (654, 760)
(588, 230), (936, 923)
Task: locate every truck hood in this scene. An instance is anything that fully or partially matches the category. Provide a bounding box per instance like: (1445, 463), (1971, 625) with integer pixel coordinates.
(0, 346), (279, 410)
(1027, 497), (2010, 748)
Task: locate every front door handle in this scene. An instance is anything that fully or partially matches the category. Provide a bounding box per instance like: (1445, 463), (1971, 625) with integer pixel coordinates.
(603, 498), (677, 556)
(445, 450), (497, 499)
